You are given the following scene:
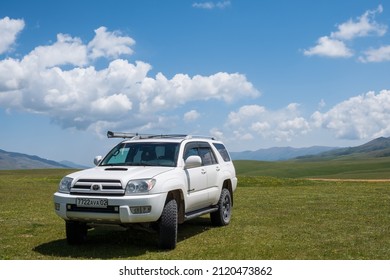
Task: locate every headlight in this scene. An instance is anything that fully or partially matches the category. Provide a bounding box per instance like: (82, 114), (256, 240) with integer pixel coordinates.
(125, 179), (156, 194)
(59, 177), (73, 193)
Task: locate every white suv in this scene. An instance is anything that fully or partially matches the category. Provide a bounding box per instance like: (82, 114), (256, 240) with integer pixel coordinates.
(54, 131), (237, 249)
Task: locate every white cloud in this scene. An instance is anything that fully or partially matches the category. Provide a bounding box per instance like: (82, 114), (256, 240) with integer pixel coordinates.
(139, 72), (259, 112)
(0, 21), (259, 134)
(303, 36), (353, 58)
(311, 90), (390, 140)
(0, 17), (25, 54)
(209, 128), (224, 141)
(22, 34), (88, 69)
(331, 5), (386, 40)
(184, 110), (200, 122)
(88, 27), (135, 60)
(226, 103), (310, 142)
(226, 104), (266, 125)
(192, 1), (231, 10)
(304, 5), (387, 59)
(91, 93), (132, 115)
(359, 45), (390, 62)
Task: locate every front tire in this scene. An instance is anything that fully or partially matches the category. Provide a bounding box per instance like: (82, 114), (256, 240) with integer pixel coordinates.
(158, 198), (178, 250)
(66, 221), (87, 245)
(211, 188), (232, 226)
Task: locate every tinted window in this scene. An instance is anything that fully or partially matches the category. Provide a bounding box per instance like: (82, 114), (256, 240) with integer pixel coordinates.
(184, 142), (218, 166)
(213, 143), (231, 162)
(198, 147), (217, 165)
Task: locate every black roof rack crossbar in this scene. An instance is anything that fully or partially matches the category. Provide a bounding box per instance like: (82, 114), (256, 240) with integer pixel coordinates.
(107, 131), (215, 140)
(107, 131), (138, 139)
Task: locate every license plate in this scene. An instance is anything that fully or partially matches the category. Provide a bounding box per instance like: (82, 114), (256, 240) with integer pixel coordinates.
(76, 198), (108, 208)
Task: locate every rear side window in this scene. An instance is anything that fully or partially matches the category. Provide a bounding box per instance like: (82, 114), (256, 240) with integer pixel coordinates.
(213, 143), (231, 162)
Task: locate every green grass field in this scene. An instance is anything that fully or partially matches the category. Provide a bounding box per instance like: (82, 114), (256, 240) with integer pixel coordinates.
(235, 157), (390, 179)
(1, 162), (390, 260)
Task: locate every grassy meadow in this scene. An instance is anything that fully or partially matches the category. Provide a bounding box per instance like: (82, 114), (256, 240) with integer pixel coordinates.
(0, 160), (390, 259)
(235, 157), (390, 179)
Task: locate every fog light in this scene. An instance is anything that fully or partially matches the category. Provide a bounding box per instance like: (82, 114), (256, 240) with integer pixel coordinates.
(55, 203), (60, 211)
(130, 206), (151, 214)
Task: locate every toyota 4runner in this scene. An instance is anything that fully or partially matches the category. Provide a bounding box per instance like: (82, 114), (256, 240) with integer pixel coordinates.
(54, 131), (237, 249)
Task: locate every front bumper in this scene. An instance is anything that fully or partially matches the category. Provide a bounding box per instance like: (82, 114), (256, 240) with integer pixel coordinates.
(53, 192), (167, 224)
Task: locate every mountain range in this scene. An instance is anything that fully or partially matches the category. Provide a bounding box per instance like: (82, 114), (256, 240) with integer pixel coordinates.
(2, 136), (390, 169)
(230, 146), (336, 161)
(297, 136), (390, 160)
(0, 149), (87, 170)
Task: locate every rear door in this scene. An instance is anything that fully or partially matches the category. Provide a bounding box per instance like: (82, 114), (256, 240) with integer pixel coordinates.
(198, 142), (220, 203)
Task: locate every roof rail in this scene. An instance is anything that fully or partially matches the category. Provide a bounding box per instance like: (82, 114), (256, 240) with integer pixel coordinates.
(184, 135), (215, 140)
(107, 131), (215, 140)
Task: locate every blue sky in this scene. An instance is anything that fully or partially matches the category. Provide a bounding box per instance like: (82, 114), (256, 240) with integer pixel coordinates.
(1, 0), (390, 166)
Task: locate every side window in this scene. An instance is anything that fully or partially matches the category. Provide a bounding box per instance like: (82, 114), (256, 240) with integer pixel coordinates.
(184, 142), (198, 160)
(199, 147), (217, 166)
(184, 147), (199, 160)
(213, 143), (231, 162)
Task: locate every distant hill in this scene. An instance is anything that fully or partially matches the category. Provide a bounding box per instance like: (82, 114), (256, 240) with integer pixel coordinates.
(230, 146), (337, 161)
(59, 160), (90, 169)
(298, 137), (390, 160)
(0, 149), (70, 170)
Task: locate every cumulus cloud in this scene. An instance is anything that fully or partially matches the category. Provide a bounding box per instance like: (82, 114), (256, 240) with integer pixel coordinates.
(304, 36), (353, 58)
(184, 110), (200, 122)
(304, 5), (387, 59)
(23, 34), (88, 68)
(0, 17), (25, 54)
(226, 90), (390, 145)
(312, 90), (390, 139)
(87, 27), (135, 60)
(226, 103), (310, 142)
(359, 45), (390, 62)
(138, 71), (258, 112)
(331, 5), (386, 40)
(0, 18), (259, 133)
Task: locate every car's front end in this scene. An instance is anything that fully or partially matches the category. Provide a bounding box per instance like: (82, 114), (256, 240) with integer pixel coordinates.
(54, 165), (175, 225)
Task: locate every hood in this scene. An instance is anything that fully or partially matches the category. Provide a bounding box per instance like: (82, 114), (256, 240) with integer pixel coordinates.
(67, 166), (175, 184)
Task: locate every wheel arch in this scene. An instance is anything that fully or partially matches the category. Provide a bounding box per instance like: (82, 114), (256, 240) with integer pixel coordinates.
(222, 179), (234, 206)
(166, 189), (185, 224)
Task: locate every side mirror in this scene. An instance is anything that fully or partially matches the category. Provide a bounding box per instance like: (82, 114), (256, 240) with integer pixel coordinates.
(184, 155), (202, 169)
(94, 156), (103, 166)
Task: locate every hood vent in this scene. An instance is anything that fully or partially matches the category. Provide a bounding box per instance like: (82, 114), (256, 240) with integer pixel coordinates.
(104, 167), (128, 171)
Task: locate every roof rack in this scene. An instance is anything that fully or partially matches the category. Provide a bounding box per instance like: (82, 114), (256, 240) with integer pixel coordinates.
(107, 131), (215, 140)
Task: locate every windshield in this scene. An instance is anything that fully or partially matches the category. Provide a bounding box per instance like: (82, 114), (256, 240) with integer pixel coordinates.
(100, 142), (180, 167)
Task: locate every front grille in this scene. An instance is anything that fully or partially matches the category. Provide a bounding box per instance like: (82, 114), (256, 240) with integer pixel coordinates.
(70, 179), (124, 196)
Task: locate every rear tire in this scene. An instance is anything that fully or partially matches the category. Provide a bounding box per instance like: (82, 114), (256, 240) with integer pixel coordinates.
(158, 198), (178, 250)
(66, 221), (87, 245)
(211, 188), (232, 226)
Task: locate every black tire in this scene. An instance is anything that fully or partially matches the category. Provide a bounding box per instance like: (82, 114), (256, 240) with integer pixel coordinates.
(211, 188), (232, 226)
(66, 221), (87, 245)
(158, 198), (178, 250)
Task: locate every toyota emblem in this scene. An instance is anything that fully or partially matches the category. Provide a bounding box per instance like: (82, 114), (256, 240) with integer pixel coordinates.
(91, 184), (101, 191)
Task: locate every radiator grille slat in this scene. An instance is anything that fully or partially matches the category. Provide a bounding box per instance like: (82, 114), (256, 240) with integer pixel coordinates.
(70, 179), (124, 196)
